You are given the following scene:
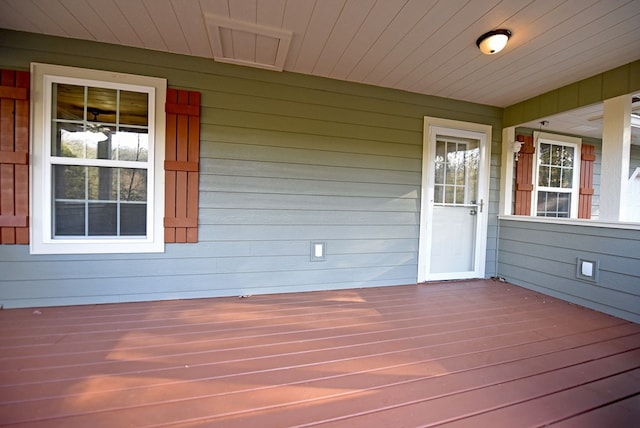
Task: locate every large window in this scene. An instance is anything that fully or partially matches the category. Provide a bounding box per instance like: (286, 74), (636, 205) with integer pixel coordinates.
(31, 63), (166, 254)
(533, 133), (581, 218)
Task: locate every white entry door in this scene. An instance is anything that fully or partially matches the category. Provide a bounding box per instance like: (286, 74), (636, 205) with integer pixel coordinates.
(418, 118), (491, 282)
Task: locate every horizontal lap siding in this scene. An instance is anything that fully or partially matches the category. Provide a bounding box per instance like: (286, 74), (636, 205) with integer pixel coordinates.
(0, 30), (501, 308)
(497, 219), (640, 323)
(194, 76), (424, 296)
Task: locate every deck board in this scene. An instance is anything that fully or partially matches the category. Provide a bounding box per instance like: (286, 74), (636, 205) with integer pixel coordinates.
(1, 280), (638, 427)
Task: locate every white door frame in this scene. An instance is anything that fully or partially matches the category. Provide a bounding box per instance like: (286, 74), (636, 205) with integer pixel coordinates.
(417, 117), (492, 282)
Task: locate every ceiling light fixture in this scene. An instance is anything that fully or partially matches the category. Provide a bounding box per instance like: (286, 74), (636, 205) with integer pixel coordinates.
(476, 29), (511, 55)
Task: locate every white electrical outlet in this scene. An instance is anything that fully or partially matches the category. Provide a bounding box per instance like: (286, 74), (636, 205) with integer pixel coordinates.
(576, 258), (599, 282)
(581, 261), (594, 277)
(310, 241), (326, 262)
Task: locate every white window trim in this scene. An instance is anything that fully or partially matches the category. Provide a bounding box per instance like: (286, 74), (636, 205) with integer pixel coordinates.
(532, 131), (581, 218)
(30, 63), (166, 254)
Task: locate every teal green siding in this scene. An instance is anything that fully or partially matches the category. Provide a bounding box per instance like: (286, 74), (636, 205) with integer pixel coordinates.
(0, 30), (502, 308)
(497, 218), (640, 323)
(504, 60), (640, 127)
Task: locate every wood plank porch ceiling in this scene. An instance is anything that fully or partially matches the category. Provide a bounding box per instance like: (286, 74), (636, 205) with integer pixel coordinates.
(1, 280), (639, 427)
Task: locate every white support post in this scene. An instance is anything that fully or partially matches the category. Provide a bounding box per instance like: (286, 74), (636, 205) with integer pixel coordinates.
(600, 95), (632, 221)
(499, 127), (516, 216)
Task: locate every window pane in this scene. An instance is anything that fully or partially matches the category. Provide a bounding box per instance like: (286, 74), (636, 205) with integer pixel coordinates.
(562, 168), (573, 188)
(434, 185), (443, 204)
(434, 161), (444, 185)
(54, 165), (85, 199)
(539, 143), (550, 164)
(53, 123), (85, 157)
(121, 204), (147, 235)
(445, 143), (456, 185)
(435, 141), (445, 186)
(54, 124), (113, 160)
(563, 147), (574, 168)
(54, 84), (84, 121)
(445, 185), (454, 204)
(551, 145), (563, 166)
(549, 166), (561, 187)
(120, 169), (147, 202)
(88, 202), (117, 236)
(120, 91), (148, 126)
(87, 166), (117, 201)
(54, 166), (148, 237)
(558, 193), (570, 215)
(113, 130), (148, 162)
(537, 191), (571, 218)
(54, 202), (85, 235)
(465, 147), (478, 195)
(455, 162), (465, 185)
(538, 166), (550, 186)
(537, 191), (548, 215)
(93, 126), (115, 160)
(87, 87), (117, 124)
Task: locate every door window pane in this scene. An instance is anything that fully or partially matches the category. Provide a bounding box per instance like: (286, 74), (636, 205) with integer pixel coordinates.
(433, 137), (479, 206)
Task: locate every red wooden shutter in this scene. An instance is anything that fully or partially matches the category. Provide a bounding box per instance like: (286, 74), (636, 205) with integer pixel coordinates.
(514, 135), (535, 215)
(164, 89), (200, 243)
(0, 69), (29, 244)
(578, 144), (595, 219)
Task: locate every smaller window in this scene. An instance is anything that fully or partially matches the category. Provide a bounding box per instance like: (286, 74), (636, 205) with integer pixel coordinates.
(533, 133), (581, 218)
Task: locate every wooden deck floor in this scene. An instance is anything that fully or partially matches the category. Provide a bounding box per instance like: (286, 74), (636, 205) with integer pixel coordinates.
(1, 280), (639, 427)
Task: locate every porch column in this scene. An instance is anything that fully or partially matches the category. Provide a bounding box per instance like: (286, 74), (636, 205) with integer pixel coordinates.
(499, 127), (516, 215)
(599, 94), (631, 221)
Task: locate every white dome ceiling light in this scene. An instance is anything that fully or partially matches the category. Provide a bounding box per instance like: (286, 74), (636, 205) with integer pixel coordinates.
(476, 29), (512, 55)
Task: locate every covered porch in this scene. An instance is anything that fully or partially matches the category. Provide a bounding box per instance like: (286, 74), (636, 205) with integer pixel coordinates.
(1, 279), (638, 427)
